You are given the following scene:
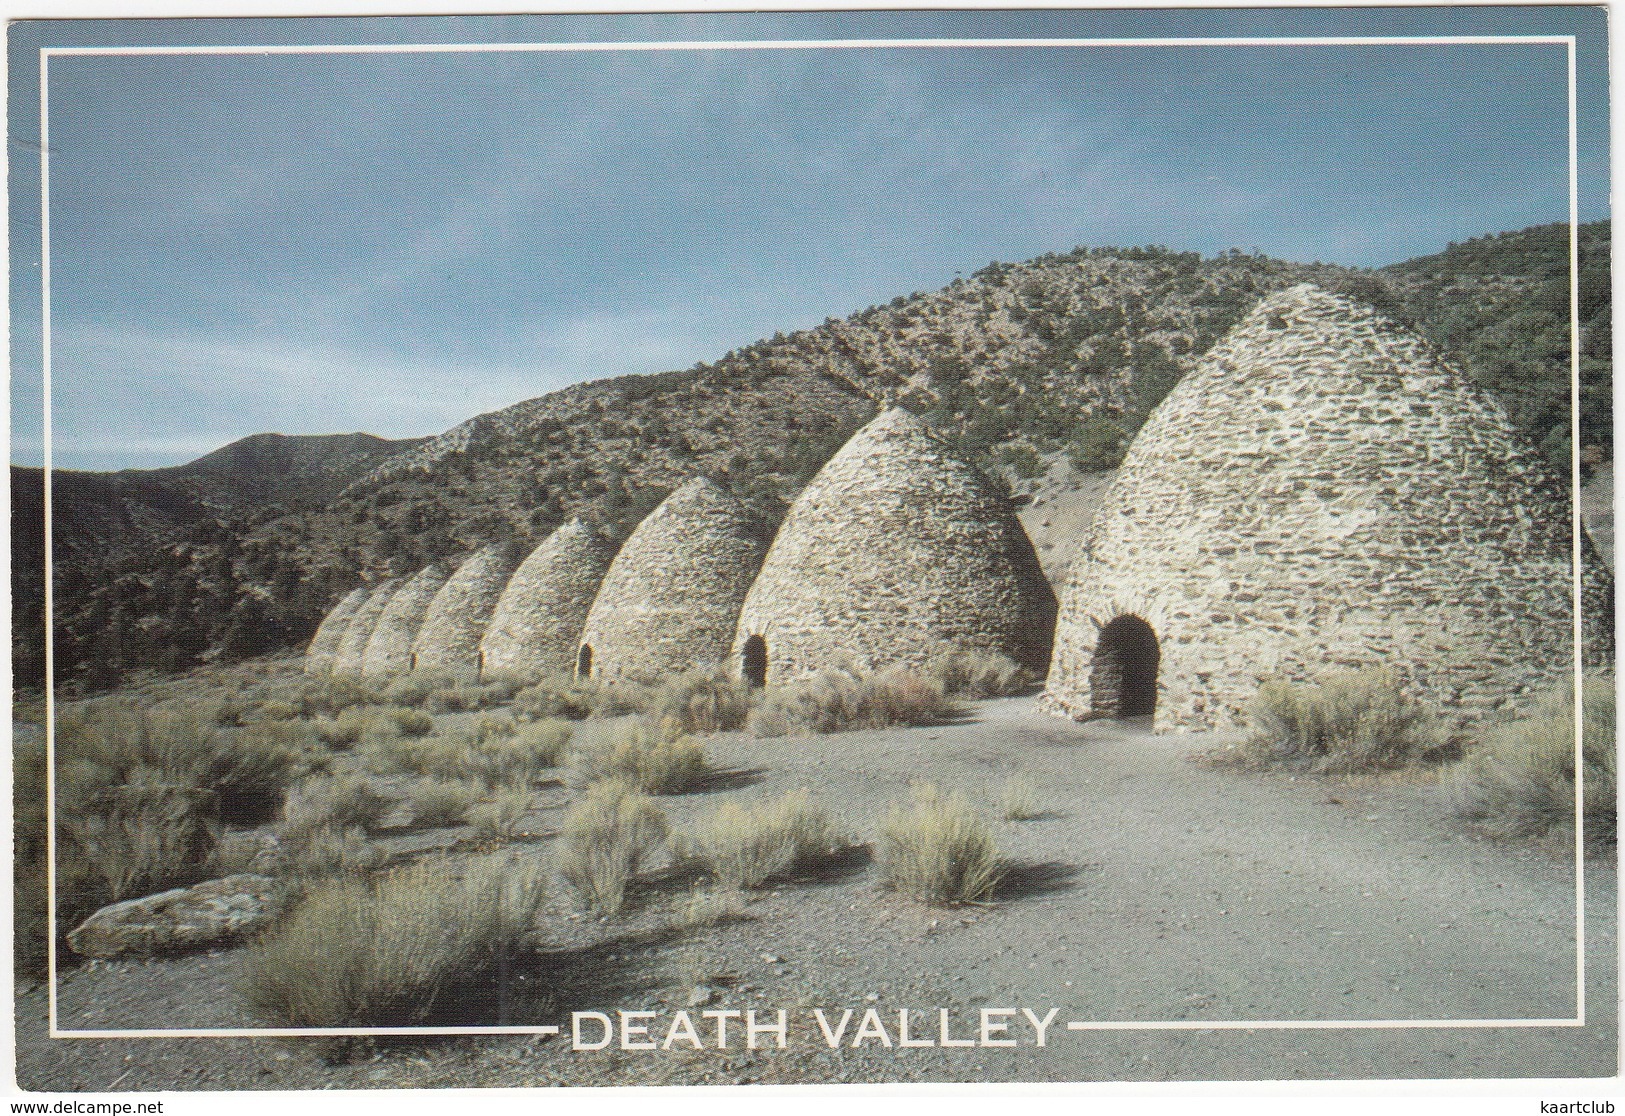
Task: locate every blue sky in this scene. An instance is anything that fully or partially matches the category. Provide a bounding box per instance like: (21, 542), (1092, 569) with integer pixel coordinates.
(9, 7), (1609, 471)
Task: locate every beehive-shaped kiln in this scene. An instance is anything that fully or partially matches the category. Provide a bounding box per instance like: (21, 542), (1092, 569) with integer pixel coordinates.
(480, 520), (617, 678)
(1045, 284), (1613, 731)
(330, 578), (401, 677)
(411, 547), (518, 678)
(304, 585), (370, 675)
(732, 406), (1056, 685)
(360, 564), (449, 678)
(576, 478), (768, 682)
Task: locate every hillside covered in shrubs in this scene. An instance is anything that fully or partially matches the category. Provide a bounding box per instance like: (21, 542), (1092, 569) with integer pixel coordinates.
(19, 221), (1610, 692)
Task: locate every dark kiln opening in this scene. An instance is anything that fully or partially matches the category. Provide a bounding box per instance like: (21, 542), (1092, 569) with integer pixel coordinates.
(576, 644), (593, 679)
(741, 635), (767, 689)
(1090, 615), (1159, 719)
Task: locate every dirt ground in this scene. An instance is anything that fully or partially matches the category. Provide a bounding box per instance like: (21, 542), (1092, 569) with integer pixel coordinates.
(14, 696), (1614, 1090)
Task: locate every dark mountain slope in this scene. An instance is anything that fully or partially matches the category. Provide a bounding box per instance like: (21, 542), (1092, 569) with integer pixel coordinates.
(20, 222), (1608, 692)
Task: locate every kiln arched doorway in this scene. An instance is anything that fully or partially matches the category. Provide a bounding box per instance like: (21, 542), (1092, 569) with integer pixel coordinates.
(741, 635), (768, 689)
(1090, 615), (1159, 719)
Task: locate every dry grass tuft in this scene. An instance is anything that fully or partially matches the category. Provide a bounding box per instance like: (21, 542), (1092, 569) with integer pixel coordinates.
(577, 717), (708, 794)
(465, 788), (533, 839)
(679, 789), (846, 890)
(749, 665), (960, 737)
(1240, 668), (1446, 774)
(924, 648), (1033, 698)
(1453, 678), (1615, 847)
(242, 854), (547, 1028)
(994, 775), (1044, 821)
(556, 781), (668, 916)
(652, 670), (751, 734)
(403, 777), (483, 828)
(280, 772), (393, 840)
(881, 783), (1002, 905)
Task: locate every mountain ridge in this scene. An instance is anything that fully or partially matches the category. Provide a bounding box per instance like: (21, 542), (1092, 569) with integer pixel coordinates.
(18, 221), (1609, 691)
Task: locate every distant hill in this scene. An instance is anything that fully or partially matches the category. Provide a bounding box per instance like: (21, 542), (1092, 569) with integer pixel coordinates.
(17, 221), (1609, 691)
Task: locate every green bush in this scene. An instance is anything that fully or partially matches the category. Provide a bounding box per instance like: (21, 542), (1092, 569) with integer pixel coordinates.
(1454, 679), (1615, 847)
(1240, 668), (1445, 773)
(750, 665), (960, 737)
(51, 701), (305, 906)
(577, 717), (708, 794)
(679, 789), (845, 890)
(557, 781), (668, 916)
(881, 784), (1001, 904)
(363, 718), (571, 788)
(283, 824), (388, 879)
(242, 854), (547, 1027)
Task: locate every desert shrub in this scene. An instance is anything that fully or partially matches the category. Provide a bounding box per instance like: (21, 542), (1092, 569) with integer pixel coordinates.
(513, 677), (596, 721)
(52, 701), (304, 900)
(426, 681), (514, 715)
(679, 789), (845, 890)
(366, 719), (572, 788)
(295, 676), (386, 718)
(749, 666), (960, 737)
(577, 717), (708, 794)
(380, 672), (457, 709)
(994, 775), (1043, 821)
(60, 785), (216, 902)
(652, 670), (751, 734)
(1240, 668), (1445, 773)
(465, 788), (533, 839)
(385, 706), (435, 737)
(252, 700), (303, 722)
(242, 854), (547, 1027)
(474, 715), (517, 742)
(1454, 679), (1615, 847)
(281, 772), (393, 839)
(881, 783), (1002, 904)
(404, 777), (482, 828)
(557, 781), (669, 915)
(284, 824), (388, 879)
(923, 648), (1032, 698)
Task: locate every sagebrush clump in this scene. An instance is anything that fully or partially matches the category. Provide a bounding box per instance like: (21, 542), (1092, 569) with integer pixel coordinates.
(576, 717), (708, 794)
(749, 665), (960, 737)
(924, 648), (1033, 698)
(881, 783), (1001, 904)
(242, 854), (547, 1027)
(1453, 679), (1615, 847)
(680, 789), (845, 890)
(1240, 668), (1445, 773)
(652, 670), (751, 734)
(556, 781), (668, 916)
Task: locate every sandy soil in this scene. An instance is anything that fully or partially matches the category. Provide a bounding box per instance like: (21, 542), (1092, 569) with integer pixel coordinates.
(14, 697), (1614, 1090)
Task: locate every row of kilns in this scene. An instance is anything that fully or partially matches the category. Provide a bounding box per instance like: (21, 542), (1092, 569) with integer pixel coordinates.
(305, 406), (1058, 692)
(307, 284), (1612, 732)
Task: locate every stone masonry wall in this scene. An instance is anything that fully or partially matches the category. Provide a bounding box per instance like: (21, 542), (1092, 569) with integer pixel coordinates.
(412, 547), (518, 679)
(733, 407), (1056, 684)
(577, 477), (768, 683)
(304, 585), (369, 675)
(360, 564), (448, 679)
(1045, 284), (1614, 732)
(481, 520), (617, 679)
(330, 578), (400, 677)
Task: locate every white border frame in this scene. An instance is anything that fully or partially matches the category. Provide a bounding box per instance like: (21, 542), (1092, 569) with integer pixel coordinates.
(33, 31), (1590, 1044)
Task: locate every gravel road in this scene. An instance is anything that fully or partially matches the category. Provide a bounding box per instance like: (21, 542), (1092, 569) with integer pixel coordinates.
(15, 696), (1614, 1089)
